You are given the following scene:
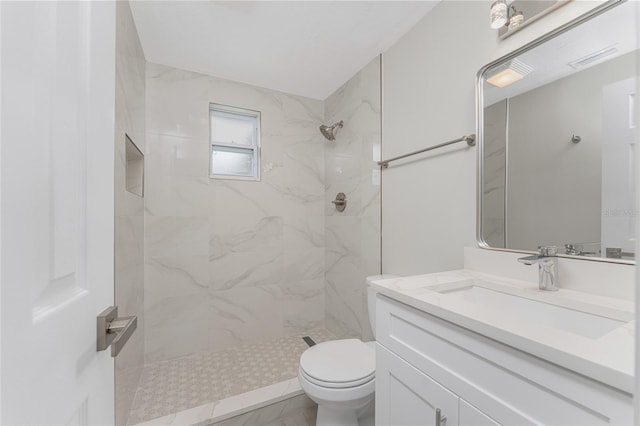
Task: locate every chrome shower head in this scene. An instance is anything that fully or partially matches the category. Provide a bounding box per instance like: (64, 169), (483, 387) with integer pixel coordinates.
(319, 120), (344, 141)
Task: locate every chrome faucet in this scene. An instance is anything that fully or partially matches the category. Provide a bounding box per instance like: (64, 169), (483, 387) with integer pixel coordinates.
(517, 246), (559, 291)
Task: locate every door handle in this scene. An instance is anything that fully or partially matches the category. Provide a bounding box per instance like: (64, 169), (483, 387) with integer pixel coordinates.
(97, 306), (137, 357)
(435, 408), (447, 426)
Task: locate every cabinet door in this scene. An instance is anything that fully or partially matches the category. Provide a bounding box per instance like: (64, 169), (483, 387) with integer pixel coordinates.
(376, 345), (459, 426)
(459, 400), (500, 426)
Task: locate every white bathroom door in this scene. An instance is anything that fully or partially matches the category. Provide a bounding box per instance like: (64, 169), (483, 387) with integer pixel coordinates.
(601, 77), (637, 258)
(1, 2), (117, 425)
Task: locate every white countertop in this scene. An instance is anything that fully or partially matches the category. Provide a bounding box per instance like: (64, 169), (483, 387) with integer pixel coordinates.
(369, 269), (635, 394)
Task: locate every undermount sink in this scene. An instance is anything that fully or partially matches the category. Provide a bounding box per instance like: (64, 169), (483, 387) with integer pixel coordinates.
(432, 280), (630, 339)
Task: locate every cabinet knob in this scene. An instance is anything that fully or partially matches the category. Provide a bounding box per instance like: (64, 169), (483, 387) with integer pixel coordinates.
(436, 408), (447, 426)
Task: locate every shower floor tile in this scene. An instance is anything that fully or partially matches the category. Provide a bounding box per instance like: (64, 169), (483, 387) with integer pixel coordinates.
(127, 328), (335, 425)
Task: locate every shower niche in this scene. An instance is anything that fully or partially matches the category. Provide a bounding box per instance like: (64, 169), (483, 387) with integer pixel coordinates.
(125, 135), (144, 197)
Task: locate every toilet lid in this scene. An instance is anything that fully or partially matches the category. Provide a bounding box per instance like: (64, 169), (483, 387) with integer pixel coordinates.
(299, 339), (375, 386)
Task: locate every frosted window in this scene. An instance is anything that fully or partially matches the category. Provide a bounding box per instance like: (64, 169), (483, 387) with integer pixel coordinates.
(211, 146), (254, 177)
(210, 104), (260, 180)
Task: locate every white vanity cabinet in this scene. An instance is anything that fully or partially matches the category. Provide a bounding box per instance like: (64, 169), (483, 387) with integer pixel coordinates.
(377, 343), (458, 425)
(375, 295), (633, 426)
(377, 345), (498, 426)
(459, 400), (500, 426)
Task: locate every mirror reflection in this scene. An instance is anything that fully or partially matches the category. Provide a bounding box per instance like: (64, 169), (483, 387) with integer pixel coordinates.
(480, 1), (638, 262)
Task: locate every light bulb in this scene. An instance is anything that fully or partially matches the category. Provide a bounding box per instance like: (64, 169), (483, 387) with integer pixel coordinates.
(490, 0), (508, 29)
(508, 11), (524, 31)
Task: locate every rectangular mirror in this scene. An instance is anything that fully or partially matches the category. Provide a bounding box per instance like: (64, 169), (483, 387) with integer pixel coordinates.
(478, 0), (638, 263)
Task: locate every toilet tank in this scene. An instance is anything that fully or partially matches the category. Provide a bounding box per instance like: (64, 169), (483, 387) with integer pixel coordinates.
(366, 275), (397, 339)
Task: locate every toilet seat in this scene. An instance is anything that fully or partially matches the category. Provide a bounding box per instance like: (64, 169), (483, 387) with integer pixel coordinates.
(300, 366), (374, 389)
(299, 339), (375, 389)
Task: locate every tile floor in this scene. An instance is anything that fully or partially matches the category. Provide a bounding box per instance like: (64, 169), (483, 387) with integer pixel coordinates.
(127, 328), (335, 425)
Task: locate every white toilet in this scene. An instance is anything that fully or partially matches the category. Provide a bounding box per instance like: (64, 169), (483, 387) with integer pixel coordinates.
(298, 275), (396, 426)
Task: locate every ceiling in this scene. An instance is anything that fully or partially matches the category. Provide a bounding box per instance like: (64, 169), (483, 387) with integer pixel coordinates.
(129, 1), (439, 100)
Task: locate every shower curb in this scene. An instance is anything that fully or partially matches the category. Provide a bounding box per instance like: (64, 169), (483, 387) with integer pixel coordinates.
(130, 377), (311, 426)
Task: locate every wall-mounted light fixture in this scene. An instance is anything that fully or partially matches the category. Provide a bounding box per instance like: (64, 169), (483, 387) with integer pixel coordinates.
(490, 0), (524, 31)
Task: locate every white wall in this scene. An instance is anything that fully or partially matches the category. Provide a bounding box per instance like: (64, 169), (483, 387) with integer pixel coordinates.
(381, 0), (608, 275)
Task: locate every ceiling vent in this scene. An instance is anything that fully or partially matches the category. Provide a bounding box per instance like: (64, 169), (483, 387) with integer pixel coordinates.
(569, 45), (619, 70)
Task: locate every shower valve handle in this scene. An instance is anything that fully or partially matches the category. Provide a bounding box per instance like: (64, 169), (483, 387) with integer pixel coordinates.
(332, 193), (347, 212)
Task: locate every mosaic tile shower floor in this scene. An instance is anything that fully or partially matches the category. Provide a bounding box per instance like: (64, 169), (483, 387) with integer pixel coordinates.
(127, 328), (336, 425)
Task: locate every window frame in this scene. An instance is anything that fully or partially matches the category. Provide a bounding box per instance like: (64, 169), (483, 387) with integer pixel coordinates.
(209, 103), (261, 181)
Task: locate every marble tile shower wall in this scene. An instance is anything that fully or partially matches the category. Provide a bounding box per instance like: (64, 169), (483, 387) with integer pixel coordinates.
(324, 57), (382, 341)
(482, 100), (507, 248)
(144, 63), (326, 363)
(114, 2), (146, 425)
